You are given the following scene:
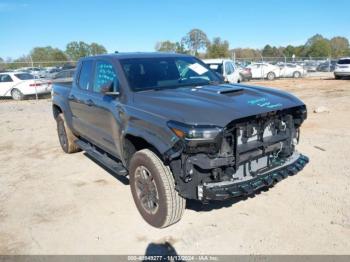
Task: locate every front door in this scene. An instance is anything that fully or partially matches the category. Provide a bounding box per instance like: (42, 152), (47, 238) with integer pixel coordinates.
(84, 59), (123, 157)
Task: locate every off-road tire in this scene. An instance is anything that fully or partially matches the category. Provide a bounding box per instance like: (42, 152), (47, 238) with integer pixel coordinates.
(293, 71), (301, 78)
(267, 72), (276, 80)
(11, 88), (24, 100)
(129, 149), (186, 228)
(56, 113), (80, 153)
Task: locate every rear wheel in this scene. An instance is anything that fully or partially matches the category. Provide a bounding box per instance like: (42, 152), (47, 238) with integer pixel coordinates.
(56, 113), (80, 153)
(11, 89), (24, 100)
(129, 149), (186, 228)
(335, 75), (341, 80)
(267, 72), (275, 80)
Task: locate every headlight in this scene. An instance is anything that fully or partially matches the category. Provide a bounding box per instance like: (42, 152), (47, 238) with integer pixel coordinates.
(167, 120), (222, 141)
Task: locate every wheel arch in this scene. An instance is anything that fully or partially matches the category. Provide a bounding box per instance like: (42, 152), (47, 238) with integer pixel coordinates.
(123, 133), (164, 164)
(52, 104), (63, 119)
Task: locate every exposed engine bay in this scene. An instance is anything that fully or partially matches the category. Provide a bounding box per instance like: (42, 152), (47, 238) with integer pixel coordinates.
(167, 106), (308, 200)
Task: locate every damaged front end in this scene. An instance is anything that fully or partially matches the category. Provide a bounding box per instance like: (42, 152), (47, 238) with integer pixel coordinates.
(165, 105), (309, 201)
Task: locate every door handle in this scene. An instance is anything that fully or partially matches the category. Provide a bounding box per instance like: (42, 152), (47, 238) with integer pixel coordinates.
(85, 99), (95, 106)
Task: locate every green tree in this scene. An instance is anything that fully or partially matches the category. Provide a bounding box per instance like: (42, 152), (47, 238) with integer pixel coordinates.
(305, 34), (325, 47)
(330, 37), (350, 58)
(206, 37), (230, 58)
(155, 41), (177, 52)
(0, 57), (4, 71)
(89, 42), (107, 56)
(262, 45), (273, 57)
(182, 29), (209, 56)
(66, 41), (107, 60)
(306, 39), (332, 57)
(30, 46), (68, 65)
(231, 48), (261, 59)
(65, 41), (91, 60)
(155, 40), (187, 53)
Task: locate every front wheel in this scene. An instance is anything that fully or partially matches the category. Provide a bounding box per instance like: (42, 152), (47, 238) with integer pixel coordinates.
(267, 72), (276, 80)
(129, 149), (186, 228)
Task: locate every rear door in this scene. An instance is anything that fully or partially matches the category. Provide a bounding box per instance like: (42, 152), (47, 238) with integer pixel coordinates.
(69, 60), (95, 138)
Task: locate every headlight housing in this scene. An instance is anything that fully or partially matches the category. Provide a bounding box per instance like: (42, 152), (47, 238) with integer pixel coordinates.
(167, 121), (223, 154)
(167, 120), (222, 141)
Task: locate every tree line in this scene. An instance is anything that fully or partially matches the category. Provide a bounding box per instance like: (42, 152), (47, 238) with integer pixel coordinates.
(0, 41), (107, 69)
(155, 29), (350, 59)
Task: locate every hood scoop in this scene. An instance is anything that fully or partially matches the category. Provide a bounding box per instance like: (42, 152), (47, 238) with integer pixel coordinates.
(196, 84), (244, 95)
(217, 87), (244, 94)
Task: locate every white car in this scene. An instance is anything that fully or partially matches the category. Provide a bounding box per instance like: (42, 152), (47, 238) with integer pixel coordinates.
(14, 67), (46, 78)
(246, 62), (280, 80)
(334, 57), (350, 79)
(203, 59), (241, 83)
(278, 63), (306, 78)
(0, 72), (52, 100)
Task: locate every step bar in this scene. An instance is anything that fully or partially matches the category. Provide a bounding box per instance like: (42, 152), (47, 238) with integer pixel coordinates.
(75, 139), (128, 176)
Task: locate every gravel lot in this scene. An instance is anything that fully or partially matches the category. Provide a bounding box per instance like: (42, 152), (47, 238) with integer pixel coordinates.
(0, 78), (349, 255)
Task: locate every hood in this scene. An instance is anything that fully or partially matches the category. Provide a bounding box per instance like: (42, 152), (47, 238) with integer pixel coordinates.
(132, 84), (305, 127)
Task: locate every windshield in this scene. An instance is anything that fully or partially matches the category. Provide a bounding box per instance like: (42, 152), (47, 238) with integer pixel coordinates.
(14, 73), (34, 80)
(338, 59), (350, 65)
(120, 56), (221, 91)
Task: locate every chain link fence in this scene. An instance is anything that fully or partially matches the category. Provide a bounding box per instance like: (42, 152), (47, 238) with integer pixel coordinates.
(0, 56), (338, 102)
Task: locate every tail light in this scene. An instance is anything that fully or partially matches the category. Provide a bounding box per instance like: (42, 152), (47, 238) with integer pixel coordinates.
(29, 83), (42, 87)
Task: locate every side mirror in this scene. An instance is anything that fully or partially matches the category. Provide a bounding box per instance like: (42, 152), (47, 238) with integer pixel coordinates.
(101, 81), (119, 96)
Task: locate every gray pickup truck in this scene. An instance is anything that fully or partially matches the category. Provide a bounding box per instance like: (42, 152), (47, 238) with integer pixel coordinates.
(52, 52), (309, 228)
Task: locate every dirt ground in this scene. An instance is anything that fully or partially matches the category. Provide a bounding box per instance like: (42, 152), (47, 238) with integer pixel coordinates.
(0, 78), (350, 255)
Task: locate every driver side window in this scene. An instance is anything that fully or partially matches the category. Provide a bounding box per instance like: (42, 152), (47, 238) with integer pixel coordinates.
(93, 61), (118, 93)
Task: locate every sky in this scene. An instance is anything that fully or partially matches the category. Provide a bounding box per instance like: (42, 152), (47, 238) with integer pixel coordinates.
(1, 0), (350, 59)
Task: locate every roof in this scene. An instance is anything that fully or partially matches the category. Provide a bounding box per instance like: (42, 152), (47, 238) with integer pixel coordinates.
(82, 52), (191, 61)
(202, 58), (233, 64)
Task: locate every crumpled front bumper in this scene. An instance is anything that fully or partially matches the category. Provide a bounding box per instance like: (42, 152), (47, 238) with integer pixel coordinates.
(198, 152), (309, 201)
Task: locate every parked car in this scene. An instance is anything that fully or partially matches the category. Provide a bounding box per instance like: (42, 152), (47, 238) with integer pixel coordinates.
(52, 69), (75, 82)
(14, 67), (46, 78)
(317, 60), (337, 72)
(52, 52), (309, 228)
(0, 72), (52, 100)
(334, 57), (350, 79)
(303, 61), (318, 72)
(44, 68), (62, 79)
(203, 59), (241, 83)
(238, 66), (252, 81)
(278, 63), (306, 78)
(246, 62), (280, 80)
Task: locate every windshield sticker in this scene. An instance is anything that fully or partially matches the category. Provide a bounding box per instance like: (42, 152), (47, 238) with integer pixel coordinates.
(248, 98), (282, 109)
(189, 63), (208, 75)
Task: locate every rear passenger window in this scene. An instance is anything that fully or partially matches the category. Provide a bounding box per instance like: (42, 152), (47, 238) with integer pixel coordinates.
(78, 60), (93, 90)
(93, 61), (117, 93)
